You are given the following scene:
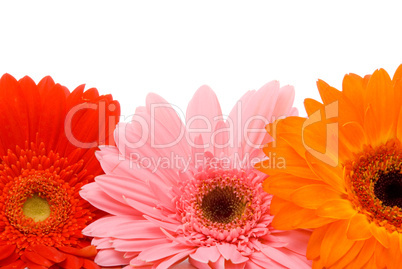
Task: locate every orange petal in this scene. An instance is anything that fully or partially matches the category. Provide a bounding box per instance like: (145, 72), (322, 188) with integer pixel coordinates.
(305, 152), (346, 194)
(346, 213), (372, 241)
(304, 98), (324, 117)
(364, 105), (381, 147)
(339, 121), (367, 157)
(306, 225), (327, 260)
(331, 240), (364, 268)
(290, 184), (341, 209)
(369, 223), (390, 248)
(272, 202), (333, 230)
(320, 220), (355, 267)
(348, 237), (376, 269)
(385, 231), (401, 269)
(316, 79), (342, 105)
(374, 241), (388, 269)
(392, 64), (402, 83)
(263, 173), (320, 200)
(396, 108), (402, 142)
(399, 232), (402, 254)
(316, 199), (356, 219)
(269, 196), (288, 215)
(364, 69), (395, 144)
(393, 66), (402, 115)
(258, 139), (317, 179)
(342, 73), (364, 124)
(265, 116), (306, 157)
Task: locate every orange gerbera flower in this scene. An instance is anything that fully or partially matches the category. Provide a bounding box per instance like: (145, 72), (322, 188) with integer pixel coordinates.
(0, 74), (119, 269)
(257, 66), (402, 268)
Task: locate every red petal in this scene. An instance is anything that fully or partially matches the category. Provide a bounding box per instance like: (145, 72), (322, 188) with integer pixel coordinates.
(31, 245), (66, 263)
(58, 245), (97, 258)
(66, 84), (85, 110)
(1, 260), (25, 269)
(37, 76), (56, 98)
(59, 254), (84, 269)
(0, 249), (19, 267)
(20, 255), (47, 269)
(18, 76), (41, 142)
(23, 250), (53, 267)
(38, 83), (67, 151)
(0, 244), (16, 260)
(0, 74), (30, 152)
(83, 259), (101, 269)
(82, 88), (99, 99)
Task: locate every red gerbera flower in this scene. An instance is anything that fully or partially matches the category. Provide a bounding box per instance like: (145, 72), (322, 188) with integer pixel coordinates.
(0, 74), (120, 269)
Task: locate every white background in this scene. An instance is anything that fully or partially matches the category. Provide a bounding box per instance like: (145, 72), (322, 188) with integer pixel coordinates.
(1, 0), (402, 119)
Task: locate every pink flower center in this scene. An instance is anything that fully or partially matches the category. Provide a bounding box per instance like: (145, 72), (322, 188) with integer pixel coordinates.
(176, 166), (272, 251)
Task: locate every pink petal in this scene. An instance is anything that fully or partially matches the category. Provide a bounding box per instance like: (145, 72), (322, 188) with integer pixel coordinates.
(223, 261), (246, 269)
(83, 215), (164, 239)
(189, 246), (220, 263)
(186, 85), (222, 153)
(115, 115), (189, 172)
(174, 259), (198, 269)
(248, 252), (285, 268)
(210, 256), (225, 269)
(112, 238), (169, 252)
(125, 197), (171, 221)
(191, 134), (206, 168)
(146, 93), (184, 137)
(143, 215), (180, 232)
(240, 81), (280, 158)
(94, 249), (132, 267)
(270, 229), (311, 255)
(227, 90), (255, 158)
(148, 179), (175, 211)
(189, 257), (214, 269)
(95, 145), (121, 174)
(80, 183), (136, 216)
(216, 244), (249, 264)
(136, 243), (194, 262)
(156, 249), (195, 269)
(213, 121), (230, 157)
(288, 107), (298, 116)
(272, 85), (295, 118)
(96, 174), (158, 207)
(261, 246), (311, 269)
(91, 237), (113, 249)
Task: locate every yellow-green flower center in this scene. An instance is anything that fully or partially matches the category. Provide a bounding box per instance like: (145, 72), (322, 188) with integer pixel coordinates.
(22, 194), (51, 222)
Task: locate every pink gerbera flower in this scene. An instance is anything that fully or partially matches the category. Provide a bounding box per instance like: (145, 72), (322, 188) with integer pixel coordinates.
(81, 82), (312, 268)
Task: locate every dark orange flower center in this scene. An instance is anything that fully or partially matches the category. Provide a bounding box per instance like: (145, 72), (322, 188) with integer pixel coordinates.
(374, 171), (402, 209)
(200, 186), (247, 224)
(345, 139), (402, 232)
